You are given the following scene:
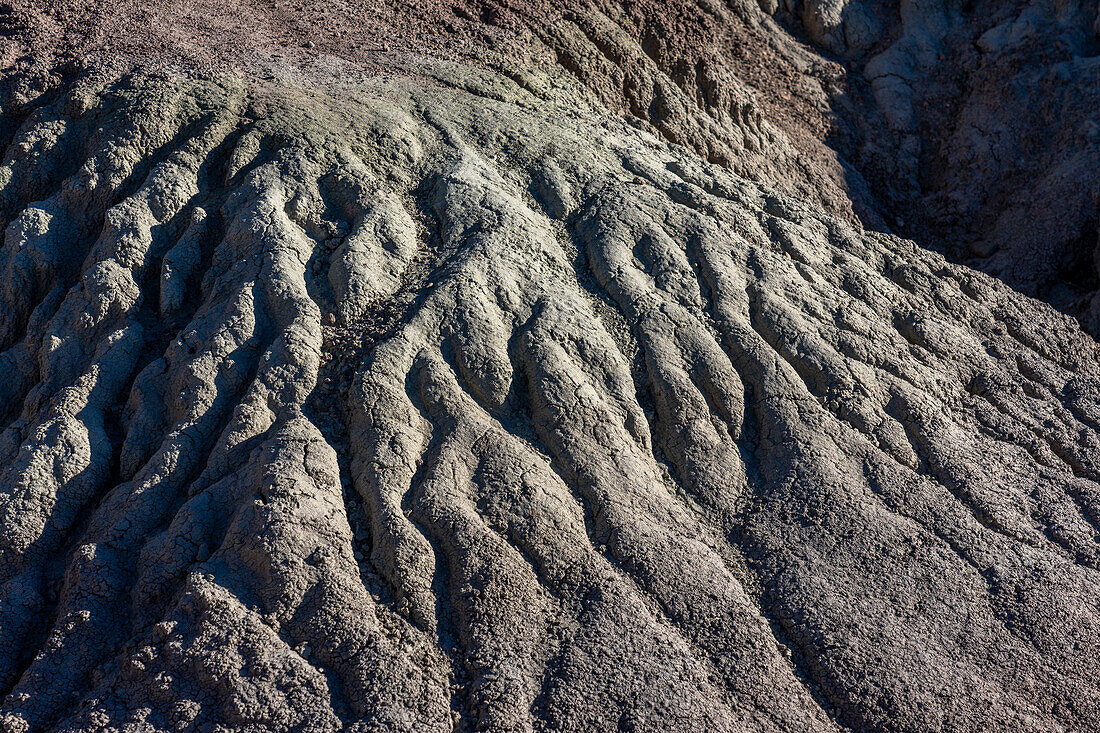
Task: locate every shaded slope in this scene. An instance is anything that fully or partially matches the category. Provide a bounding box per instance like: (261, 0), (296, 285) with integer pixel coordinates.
(777, 0), (1100, 323)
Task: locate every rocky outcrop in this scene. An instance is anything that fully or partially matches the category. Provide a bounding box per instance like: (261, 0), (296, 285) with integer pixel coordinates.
(0, 56), (1097, 731)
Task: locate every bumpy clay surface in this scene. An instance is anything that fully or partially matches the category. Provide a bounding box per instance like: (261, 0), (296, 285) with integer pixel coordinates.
(0, 1), (1097, 731)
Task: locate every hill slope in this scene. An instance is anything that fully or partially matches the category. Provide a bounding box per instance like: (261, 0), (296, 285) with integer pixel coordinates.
(0, 2), (1098, 731)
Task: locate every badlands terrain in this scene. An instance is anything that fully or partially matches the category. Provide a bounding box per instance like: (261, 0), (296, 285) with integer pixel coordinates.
(0, 0), (1098, 730)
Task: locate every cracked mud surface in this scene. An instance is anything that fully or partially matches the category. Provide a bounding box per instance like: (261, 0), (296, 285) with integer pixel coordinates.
(0, 1), (1098, 732)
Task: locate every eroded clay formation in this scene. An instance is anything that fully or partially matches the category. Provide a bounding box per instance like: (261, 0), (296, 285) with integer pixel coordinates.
(0, 1), (1098, 731)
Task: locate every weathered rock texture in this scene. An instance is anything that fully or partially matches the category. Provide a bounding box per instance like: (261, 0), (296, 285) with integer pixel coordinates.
(0, 1), (1097, 732)
(771, 0), (1100, 320)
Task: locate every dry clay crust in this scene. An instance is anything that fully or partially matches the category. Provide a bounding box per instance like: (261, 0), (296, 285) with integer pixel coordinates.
(0, 63), (1099, 732)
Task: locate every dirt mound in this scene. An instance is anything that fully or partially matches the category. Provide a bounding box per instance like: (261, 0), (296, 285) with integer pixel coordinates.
(0, 3), (1098, 732)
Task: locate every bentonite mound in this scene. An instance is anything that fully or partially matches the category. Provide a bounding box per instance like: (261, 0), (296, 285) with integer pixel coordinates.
(0, 1), (1099, 731)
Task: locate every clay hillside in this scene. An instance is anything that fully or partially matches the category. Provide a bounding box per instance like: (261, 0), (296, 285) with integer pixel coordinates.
(0, 1), (1098, 731)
